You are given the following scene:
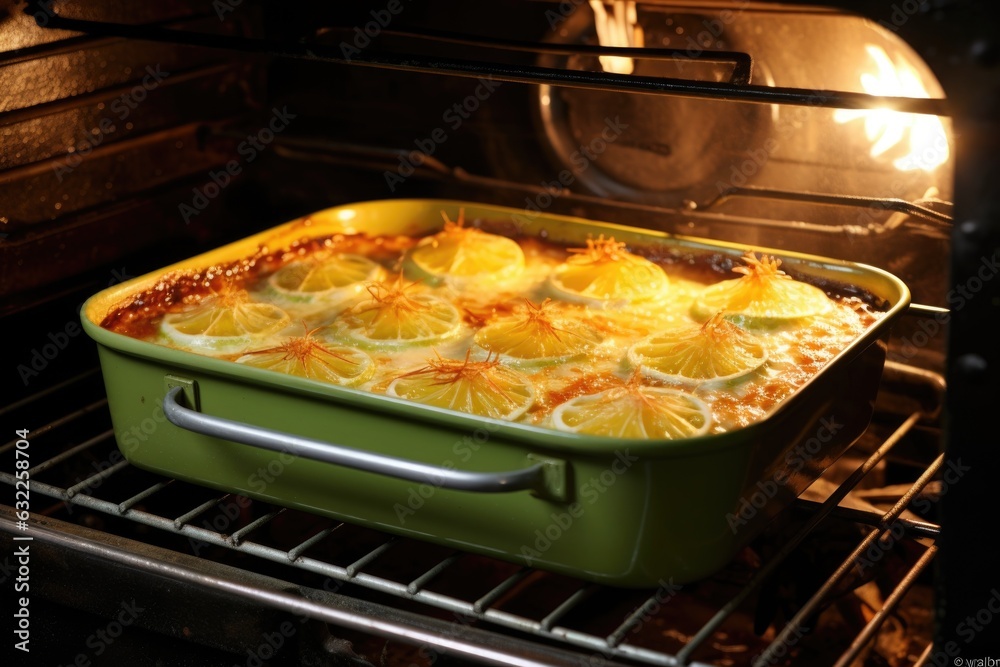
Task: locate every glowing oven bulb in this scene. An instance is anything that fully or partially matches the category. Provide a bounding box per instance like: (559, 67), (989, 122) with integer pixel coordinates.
(834, 45), (949, 172)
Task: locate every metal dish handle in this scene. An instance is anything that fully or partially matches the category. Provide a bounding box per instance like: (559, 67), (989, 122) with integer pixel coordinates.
(162, 386), (567, 500)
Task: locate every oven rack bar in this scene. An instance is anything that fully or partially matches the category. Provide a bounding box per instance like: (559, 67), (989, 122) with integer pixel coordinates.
(0, 398), (108, 454)
(352, 26), (755, 85)
(263, 137), (954, 230)
(914, 643), (936, 667)
(16, 471), (703, 666)
(757, 450), (943, 665)
(0, 367), (100, 417)
(1, 367), (940, 666)
(0, 7), (222, 68)
(0, 509), (639, 667)
(833, 545), (937, 667)
(25, 8), (948, 115)
(674, 411), (927, 663)
(795, 501), (941, 539)
(706, 186), (953, 226)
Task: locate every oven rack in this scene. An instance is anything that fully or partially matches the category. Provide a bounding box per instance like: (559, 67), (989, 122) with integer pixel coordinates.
(24, 3), (947, 116)
(262, 136), (955, 233)
(1, 365), (942, 666)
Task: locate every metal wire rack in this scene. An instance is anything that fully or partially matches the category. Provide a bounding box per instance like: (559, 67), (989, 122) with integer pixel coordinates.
(1, 361), (942, 666)
(22, 2), (947, 115)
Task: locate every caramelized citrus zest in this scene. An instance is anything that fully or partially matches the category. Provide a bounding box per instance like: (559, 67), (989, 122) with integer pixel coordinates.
(716, 254), (788, 313)
(237, 328), (375, 386)
(566, 235), (632, 264)
(362, 274), (429, 319)
(473, 299), (603, 365)
(408, 211), (525, 282)
(269, 253), (383, 295)
(551, 381), (711, 439)
(691, 251), (833, 327)
(521, 299), (570, 343)
(242, 327), (359, 365)
(702, 311), (731, 334)
(398, 350), (507, 395)
(328, 274), (462, 348)
(440, 208), (466, 232)
(160, 290), (292, 353)
(550, 235), (669, 304)
(388, 350), (535, 420)
(628, 312), (768, 384)
(732, 252), (789, 281)
(623, 366), (646, 390)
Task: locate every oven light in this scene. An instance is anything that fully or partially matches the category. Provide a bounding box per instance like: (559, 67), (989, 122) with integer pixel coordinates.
(590, 0), (642, 75)
(833, 45), (949, 172)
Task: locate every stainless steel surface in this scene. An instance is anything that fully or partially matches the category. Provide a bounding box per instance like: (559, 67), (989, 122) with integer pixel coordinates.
(162, 386), (554, 496)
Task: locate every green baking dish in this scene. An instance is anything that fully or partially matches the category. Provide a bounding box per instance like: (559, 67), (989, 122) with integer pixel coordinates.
(81, 199), (910, 587)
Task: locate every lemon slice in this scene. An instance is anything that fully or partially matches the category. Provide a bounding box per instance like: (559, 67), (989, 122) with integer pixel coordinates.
(268, 254), (384, 302)
(473, 299), (603, 368)
(161, 291), (291, 355)
(628, 313), (768, 385)
(552, 383), (711, 439)
(237, 336), (375, 386)
(549, 236), (669, 306)
(325, 278), (463, 350)
(691, 252), (832, 328)
(386, 352), (535, 420)
(407, 210), (525, 284)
